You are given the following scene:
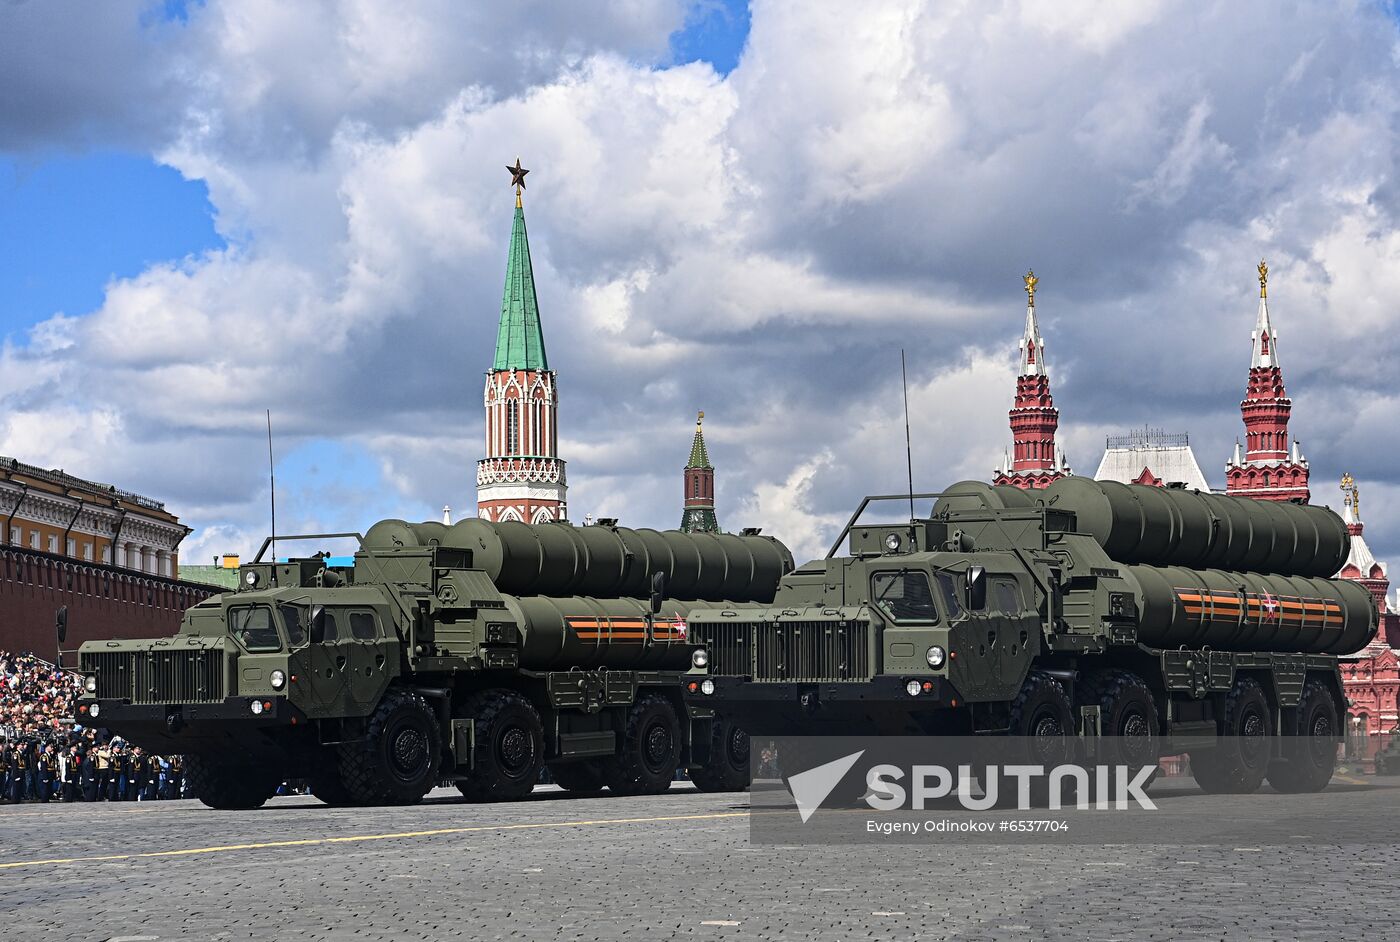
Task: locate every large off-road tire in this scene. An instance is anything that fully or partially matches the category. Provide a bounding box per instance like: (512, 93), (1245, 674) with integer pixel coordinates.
(184, 754), (281, 810)
(996, 671), (1077, 807)
(688, 715), (751, 793)
(308, 756), (360, 807)
(338, 688), (441, 806)
(605, 694), (682, 796)
(455, 689), (545, 802)
(1078, 669), (1161, 796)
(548, 759), (608, 794)
(1190, 677), (1272, 794)
(1266, 678), (1339, 793)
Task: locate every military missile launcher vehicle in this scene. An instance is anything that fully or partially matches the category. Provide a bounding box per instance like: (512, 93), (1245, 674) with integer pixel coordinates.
(683, 479), (1379, 794)
(75, 518), (793, 809)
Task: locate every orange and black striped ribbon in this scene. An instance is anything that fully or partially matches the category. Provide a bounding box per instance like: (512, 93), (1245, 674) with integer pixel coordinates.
(565, 616), (687, 642)
(1175, 590), (1343, 629)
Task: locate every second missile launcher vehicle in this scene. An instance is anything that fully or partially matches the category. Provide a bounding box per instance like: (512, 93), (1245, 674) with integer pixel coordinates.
(76, 517), (792, 809)
(683, 479), (1379, 794)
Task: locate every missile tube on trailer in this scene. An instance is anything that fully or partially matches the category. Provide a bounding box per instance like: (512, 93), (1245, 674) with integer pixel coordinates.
(1124, 564), (1377, 655)
(504, 594), (744, 672)
(361, 517), (794, 603)
(1039, 477), (1349, 577)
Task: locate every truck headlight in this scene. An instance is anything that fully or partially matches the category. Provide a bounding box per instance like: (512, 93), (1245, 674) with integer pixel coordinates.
(270, 670), (286, 690)
(925, 645), (946, 668)
(700, 679), (716, 696)
(250, 699), (264, 715)
(84, 675), (98, 693)
(885, 532), (902, 552)
(691, 649), (709, 669)
(244, 570), (259, 587)
(905, 680), (922, 697)
(88, 703), (101, 719)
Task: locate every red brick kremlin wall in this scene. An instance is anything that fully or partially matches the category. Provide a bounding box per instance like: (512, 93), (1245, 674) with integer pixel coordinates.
(0, 546), (214, 660)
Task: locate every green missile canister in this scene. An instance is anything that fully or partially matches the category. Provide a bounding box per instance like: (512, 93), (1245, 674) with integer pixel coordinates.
(1040, 478), (1348, 577)
(361, 518), (794, 602)
(1125, 564), (1376, 654)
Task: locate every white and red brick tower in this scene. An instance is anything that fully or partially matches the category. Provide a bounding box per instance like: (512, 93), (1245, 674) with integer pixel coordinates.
(476, 161), (567, 523)
(1338, 473), (1392, 612)
(994, 270), (1070, 489)
(1225, 260), (1310, 502)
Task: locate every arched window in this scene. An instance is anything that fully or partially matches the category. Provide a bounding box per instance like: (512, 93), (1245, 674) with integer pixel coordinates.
(693, 476), (700, 498)
(1263, 471), (1271, 487)
(506, 404), (519, 454)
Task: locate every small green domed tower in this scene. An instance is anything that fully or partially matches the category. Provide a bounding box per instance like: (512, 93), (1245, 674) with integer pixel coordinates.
(679, 411), (720, 533)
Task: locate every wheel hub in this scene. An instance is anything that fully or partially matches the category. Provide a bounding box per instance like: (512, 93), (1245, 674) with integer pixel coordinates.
(1310, 713), (1332, 739)
(1121, 713), (1150, 741)
(644, 724), (673, 769)
(1240, 709), (1268, 766)
(726, 727), (750, 766)
(391, 727), (426, 777)
(1029, 710), (1066, 763)
(499, 726), (533, 775)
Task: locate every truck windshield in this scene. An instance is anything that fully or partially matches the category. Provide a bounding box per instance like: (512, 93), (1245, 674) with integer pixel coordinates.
(872, 570), (938, 622)
(231, 607), (282, 652)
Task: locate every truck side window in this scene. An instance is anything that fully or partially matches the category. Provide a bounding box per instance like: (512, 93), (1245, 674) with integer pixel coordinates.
(279, 604), (309, 647)
(349, 612), (378, 641)
(231, 607), (281, 652)
(872, 571), (938, 622)
(935, 572), (964, 619)
(992, 578), (1024, 614)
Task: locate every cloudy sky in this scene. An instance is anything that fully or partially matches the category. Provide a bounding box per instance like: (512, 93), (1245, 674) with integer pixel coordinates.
(2, 0), (1398, 579)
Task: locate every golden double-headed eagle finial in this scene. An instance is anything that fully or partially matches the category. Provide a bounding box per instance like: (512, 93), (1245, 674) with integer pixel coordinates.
(1258, 259), (1268, 298)
(1341, 472), (1358, 515)
(1023, 270), (1038, 306)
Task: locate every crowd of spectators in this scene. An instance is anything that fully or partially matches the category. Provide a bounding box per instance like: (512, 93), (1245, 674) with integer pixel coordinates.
(1, 649), (188, 803)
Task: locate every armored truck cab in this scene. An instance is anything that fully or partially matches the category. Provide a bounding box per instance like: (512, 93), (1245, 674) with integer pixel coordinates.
(77, 521), (793, 809)
(683, 481), (1379, 794)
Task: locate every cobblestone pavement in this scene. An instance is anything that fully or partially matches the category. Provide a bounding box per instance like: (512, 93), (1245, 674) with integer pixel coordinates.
(0, 779), (1396, 942)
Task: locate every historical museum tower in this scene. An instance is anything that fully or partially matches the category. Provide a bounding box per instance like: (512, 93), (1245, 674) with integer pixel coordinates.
(994, 270), (1070, 489)
(1224, 260), (1310, 502)
(476, 160), (568, 523)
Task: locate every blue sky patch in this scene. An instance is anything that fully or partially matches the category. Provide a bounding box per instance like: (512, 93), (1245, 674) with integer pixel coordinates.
(0, 150), (223, 341)
(671, 0), (751, 75)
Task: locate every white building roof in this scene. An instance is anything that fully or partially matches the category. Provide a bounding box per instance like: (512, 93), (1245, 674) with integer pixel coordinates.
(1093, 430), (1213, 492)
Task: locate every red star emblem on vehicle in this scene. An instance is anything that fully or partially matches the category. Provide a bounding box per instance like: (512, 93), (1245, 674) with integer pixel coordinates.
(672, 617), (687, 639)
(1260, 592), (1279, 621)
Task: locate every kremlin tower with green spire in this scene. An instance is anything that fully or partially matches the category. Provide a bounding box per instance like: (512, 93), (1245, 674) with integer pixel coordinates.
(476, 160), (567, 523)
(680, 411), (720, 533)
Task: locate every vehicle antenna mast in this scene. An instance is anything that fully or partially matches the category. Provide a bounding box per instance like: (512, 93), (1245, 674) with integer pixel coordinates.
(267, 409), (277, 566)
(900, 349), (916, 525)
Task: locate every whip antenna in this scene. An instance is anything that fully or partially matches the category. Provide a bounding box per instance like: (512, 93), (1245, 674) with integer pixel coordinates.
(267, 409), (277, 564)
(900, 349), (916, 523)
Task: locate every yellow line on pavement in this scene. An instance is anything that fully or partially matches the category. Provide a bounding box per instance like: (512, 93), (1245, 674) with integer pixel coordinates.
(0, 810), (751, 871)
